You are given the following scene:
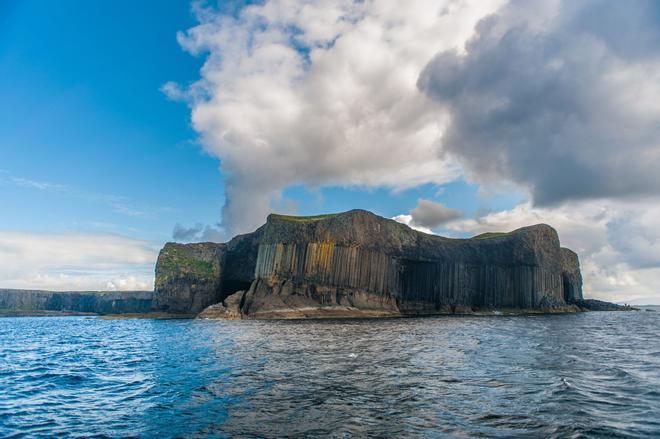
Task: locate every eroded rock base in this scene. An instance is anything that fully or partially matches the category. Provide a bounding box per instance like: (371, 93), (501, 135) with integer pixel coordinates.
(197, 280), (582, 320)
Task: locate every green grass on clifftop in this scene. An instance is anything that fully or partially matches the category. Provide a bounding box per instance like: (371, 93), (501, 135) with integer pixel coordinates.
(271, 213), (339, 223)
(157, 247), (215, 280)
(471, 231), (509, 240)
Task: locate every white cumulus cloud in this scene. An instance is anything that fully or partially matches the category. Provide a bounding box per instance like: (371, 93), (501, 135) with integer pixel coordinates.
(169, 0), (504, 235)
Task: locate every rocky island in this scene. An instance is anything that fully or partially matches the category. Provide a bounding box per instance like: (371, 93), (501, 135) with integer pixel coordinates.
(151, 209), (594, 319)
(1, 209), (637, 318)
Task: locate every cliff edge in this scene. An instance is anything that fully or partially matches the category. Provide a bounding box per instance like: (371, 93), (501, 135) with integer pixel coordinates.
(152, 209), (585, 319)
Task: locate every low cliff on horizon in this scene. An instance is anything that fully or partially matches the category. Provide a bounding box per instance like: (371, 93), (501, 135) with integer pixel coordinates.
(0, 289), (152, 316)
(152, 209), (585, 319)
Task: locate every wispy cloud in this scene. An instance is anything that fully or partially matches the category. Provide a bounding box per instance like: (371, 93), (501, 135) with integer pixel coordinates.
(86, 193), (148, 218)
(9, 176), (68, 192)
(0, 169), (170, 218)
(0, 170), (68, 192)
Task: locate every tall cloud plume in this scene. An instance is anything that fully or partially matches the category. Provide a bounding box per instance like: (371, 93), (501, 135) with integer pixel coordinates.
(167, 0), (503, 234)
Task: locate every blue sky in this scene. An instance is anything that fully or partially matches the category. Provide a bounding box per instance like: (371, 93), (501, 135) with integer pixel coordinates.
(0, 0), (218, 242)
(1, 0), (659, 303)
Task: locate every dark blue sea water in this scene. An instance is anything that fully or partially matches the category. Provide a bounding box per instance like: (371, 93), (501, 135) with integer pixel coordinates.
(1, 311), (659, 438)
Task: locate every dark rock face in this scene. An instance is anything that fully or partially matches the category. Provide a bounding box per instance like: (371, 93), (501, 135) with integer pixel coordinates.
(0, 289), (152, 315)
(197, 290), (245, 319)
(561, 248), (583, 302)
(571, 299), (637, 311)
(152, 227), (265, 314)
(151, 243), (226, 314)
(222, 227), (264, 298)
(157, 209), (586, 318)
(239, 210), (582, 317)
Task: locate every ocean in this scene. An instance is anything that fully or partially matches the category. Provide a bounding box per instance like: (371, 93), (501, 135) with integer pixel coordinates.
(1, 310), (659, 437)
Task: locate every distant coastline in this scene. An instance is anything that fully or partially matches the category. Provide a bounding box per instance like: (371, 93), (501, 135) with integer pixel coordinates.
(0, 287), (638, 319)
(0, 289), (152, 317)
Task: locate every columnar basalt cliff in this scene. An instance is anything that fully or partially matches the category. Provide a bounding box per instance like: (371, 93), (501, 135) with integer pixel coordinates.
(153, 209), (585, 319)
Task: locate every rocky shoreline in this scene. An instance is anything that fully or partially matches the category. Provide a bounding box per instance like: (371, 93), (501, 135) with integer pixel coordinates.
(571, 299), (638, 312)
(0, 293), (634, 319)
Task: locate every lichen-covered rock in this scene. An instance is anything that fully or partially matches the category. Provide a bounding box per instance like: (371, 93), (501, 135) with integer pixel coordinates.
(154, 227), (265, 315)
(151, 242), (226, 314)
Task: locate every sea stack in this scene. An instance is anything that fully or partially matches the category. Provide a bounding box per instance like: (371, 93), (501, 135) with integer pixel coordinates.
(151, 209), (583, 318)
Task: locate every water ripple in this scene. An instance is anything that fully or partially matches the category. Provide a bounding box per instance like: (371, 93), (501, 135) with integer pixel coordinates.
(0, 311), (659, 437)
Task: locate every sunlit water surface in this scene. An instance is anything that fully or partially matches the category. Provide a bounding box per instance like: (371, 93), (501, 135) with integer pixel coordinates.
(1, 310), (659, 438)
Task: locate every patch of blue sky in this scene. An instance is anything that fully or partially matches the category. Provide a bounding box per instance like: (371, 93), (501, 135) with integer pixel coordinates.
(283, 181), (525, 226)
(0, 1), (223, 241)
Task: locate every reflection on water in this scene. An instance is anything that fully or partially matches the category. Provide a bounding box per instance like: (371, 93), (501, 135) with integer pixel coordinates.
(1, 311), (659, 437)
